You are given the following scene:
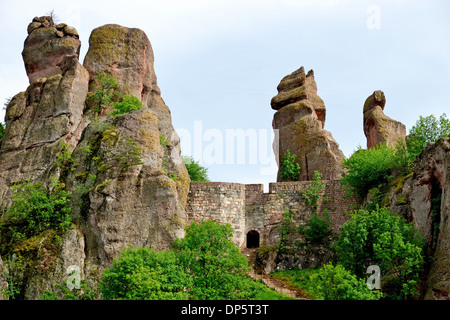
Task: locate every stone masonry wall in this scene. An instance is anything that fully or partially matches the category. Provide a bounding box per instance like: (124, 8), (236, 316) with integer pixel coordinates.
(186, 180), (355, 250)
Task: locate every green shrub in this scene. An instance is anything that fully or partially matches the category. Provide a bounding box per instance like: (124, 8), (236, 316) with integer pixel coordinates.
(307, 263), (382, 300)
(334, 206), (425, 299)
(172, 220), (253, 300)
(277, 207), (293, 253)
(298, 209), (331, 244)
(110, 94), (143, 116)
(340, 143), (398, 199)
(159, 134), (170, 148)
(407, 113), (450, 159)
(0, 179), (71, 246)
(0, 122), (5, 141)
(302, 170), (325, 210)
(182, 156), (209, 181)
(278, 150), (301, 181)
(298, 171), (331, 244)
(100, 247), (191, 300)
(86, 72), (122, 115)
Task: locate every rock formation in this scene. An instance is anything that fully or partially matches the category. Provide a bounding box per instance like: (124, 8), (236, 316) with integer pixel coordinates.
(22, 16), (81, 84)
(0, 16), (89, 208)
(363, 90), (406, 149)
(387, 137), (450, 299)
(0, 17), (189, 299)
(271, 67), (345, 181)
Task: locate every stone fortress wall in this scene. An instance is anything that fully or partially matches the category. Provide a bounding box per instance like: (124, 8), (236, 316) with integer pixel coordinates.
(186, 180), (355, 249)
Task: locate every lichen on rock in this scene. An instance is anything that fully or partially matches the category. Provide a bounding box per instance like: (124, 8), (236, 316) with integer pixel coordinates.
(271, 67), (345, 181)
(363, 90), (406, 149)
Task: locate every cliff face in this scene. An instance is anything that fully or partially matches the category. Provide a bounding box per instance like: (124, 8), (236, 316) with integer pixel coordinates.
(388, 137), (450, 300)
(271, 67), (345, 181)
(0, 17), (189, 299)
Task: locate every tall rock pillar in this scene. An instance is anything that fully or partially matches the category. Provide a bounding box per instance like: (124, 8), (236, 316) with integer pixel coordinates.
(271, 67), (345, 181)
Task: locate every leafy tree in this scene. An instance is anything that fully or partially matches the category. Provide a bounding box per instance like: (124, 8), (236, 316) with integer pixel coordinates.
(407, 113), (450, 159)
(298, 171), (331, 244)
(302, 170), (325, 210)
(340, 143), (398, 199)
(278, 150), (301, 181)
(110, 94), (143, 116)
(172, 220), (252, 300)
(86, 72), (122, 115)
(307, 263), (382, 300)
(100, 247), (191, 300)
(1, 179), (71, 246)
(334, 206), (425, 299)
(182, 156), (209, 181)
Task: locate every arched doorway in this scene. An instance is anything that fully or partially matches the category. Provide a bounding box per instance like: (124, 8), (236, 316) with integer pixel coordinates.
(246, 230), (260, 249)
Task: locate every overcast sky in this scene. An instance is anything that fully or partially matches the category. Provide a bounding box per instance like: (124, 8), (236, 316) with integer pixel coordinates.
(1, 0), (449, 188)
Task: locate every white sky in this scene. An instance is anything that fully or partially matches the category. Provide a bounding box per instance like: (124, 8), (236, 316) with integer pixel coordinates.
(1, 0), (449, 188)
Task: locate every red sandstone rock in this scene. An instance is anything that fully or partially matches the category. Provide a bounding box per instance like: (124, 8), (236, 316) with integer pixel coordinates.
(22, 16), (81, 84)
(363, 90), (406, 148)
(271, 67), (345, 181)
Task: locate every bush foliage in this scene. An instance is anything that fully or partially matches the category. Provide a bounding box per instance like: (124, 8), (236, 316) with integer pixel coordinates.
(0, 179), (71, 246)
(110, 94), (143, 116)
(407, 113), (450, 159)
(278, 150), (301, 181)
(334, 206), (425, 299)
(182, 156), (209, 182)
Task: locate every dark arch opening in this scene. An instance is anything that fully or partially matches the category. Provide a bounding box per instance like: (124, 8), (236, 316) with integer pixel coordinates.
(246, 230), (260, 249)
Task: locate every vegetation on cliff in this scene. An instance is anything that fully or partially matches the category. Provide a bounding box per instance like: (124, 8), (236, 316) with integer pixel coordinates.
(40, 220), (287, 300)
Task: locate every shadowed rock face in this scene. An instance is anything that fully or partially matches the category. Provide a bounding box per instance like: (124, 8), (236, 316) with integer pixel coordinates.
(271, 67), (345, 181)
(363, 90), (406, 149)
(410, 138), (450, 300)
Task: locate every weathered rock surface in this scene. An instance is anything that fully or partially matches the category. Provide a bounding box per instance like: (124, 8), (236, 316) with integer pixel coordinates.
(0, 255), (7, 300)
(0, 56), (89, 209)
(0, 17), (190, 298)
(22, 16), (81, 84)
(388, 137), (450, 300)
(23, 225), (86, 300)
(271, 67), (345, 181)
(363, 90), (406, 149)
(410, 138), (450, 300)
(83, 24), (189, 207)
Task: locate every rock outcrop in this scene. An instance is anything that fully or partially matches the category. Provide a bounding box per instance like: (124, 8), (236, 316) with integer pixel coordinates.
(0, 18), (89, 208)
(271, 67), (345, 181)
(363, 90), (406, 149)
(409, 138), (450, 300)
(22, 16), (81, 84)
(388, 137), (450, 300)
(0, 17), (189, 299)
(83, 24), (189, 207)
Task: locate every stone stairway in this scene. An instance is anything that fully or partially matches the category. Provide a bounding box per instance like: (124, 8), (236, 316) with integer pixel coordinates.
(247, 269), (311, 300)
(241, 247), (311, 300)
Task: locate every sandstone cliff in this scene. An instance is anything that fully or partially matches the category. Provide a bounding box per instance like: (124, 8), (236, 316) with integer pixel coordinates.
(388, 137), (450, 300)
(271, 67), (345, 181)
(0, 17), (189, 299)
